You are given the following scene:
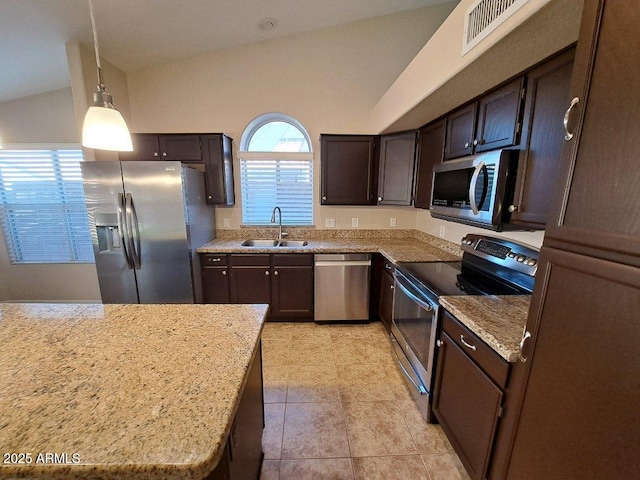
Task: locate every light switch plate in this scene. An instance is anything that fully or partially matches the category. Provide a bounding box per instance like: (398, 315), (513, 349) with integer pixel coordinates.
(390, 217), (397, 227)
(352, 218), (359, 228)
(439, 225), (446, 238)
(325, 218), (336, 228)
(223, 218), (230, 228)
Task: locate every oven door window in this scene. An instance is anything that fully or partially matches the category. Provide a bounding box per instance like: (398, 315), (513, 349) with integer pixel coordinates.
(393, 280), (435, 370)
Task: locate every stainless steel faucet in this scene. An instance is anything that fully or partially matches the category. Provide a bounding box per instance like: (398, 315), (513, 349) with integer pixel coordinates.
(270, 206), (286, 240)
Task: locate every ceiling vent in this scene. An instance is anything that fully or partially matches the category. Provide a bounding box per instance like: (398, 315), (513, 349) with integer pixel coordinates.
(463, 0), (530, 55)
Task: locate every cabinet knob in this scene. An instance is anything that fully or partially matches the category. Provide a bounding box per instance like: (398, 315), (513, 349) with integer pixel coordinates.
(390, 285), (394, 290)
(464, 142), (470, 149)
(222, 270), (227, 276)
(162, 152), (167, 157)
(436, 339), (443, 348)
(153, 152), (159, 157)
(508, 205), (519, 213)
(322, 196), (327, 201)
(378, 196), (383, 202)
(473, 139), (478, 146)
(274, 270), (278, 276)
(207, 195), (212, 200)
(265, 270), (270, 276)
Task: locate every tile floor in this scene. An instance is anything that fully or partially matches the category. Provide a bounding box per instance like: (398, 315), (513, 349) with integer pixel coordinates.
(260, 321), (471, 480)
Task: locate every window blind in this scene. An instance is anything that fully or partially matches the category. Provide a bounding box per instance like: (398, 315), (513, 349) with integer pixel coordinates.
(240, 152), (313, 225)
(0, 149), (94, 263)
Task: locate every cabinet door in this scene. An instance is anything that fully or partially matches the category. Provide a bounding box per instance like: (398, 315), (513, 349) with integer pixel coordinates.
(510, 49), (575, 229)
(202, 267), (231, 303)
(159, 134), (202, 162)
(377, 131), (417, 206)
(433, 332), (504, 480)
(474, 77), (525, 153)
(320, 134), (377, 205)
(506, 247), (640, 480)
(414, 119), (446, 209)
(203, 134), (235, 205)
(230, 255), (271, 304)
(378, 269), (394, 332)
(118, 134), (160, 161)
(271, 266), (314, 319)
(545, 0), (640, 262)
(444, 103), (477, 160)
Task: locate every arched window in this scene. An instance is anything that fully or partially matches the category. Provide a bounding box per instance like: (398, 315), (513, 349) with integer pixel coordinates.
(239, 113), (313, 225)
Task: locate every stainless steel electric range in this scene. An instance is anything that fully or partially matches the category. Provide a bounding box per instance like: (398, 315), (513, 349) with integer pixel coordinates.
(390, 234), (539, 422)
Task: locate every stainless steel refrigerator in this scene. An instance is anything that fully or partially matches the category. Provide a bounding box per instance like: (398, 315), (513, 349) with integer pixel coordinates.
(81, 161), (214, 304)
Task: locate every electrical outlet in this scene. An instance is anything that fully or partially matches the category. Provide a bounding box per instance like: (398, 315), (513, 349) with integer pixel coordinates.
(325, 218), (336, 228)
(390, 217), (397, 227)
(439, 225), (446, 238)
(352, 218), (359, 228)
(223, 218), (230, 228)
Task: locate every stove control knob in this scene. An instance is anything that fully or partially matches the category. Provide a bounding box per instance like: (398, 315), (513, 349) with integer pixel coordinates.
(508, 252), (516, 258)
(516, 255), (526, 263)
(526, 259), (537, 267)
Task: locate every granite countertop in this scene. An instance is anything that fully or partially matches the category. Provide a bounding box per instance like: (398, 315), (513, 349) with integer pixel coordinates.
(439, 295), (531, 362)
(0, 303), (268, 480)
(197, 237), (461, 263)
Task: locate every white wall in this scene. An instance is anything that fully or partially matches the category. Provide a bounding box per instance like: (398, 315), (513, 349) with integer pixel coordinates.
(127, 4), (458, 231)
(0, 88), (101, 302)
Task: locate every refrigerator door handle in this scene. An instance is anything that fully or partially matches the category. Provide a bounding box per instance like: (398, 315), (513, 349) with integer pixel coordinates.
(125, 193), (142, 270)
(118, 193), (134, 269)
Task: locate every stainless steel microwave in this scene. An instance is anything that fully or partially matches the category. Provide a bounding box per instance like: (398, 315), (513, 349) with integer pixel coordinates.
(430, 150), (518, 231)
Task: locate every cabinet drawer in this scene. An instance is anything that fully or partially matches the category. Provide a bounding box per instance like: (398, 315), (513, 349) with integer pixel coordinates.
(231, 254), (270, 266)
(441, 310), (509, 389)
(202, 254), (228, 266)
(273, 254), (313, 266)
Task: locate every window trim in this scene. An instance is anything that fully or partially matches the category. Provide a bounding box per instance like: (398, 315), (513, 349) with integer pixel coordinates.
(240, 112), (312, 152)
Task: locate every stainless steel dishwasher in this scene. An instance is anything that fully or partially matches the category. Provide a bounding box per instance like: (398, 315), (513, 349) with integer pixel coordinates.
(314, 253), (371, 323)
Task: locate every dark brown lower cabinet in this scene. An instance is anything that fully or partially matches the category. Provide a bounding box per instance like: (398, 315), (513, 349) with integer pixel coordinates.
(370, 254), (394, 331)
(202, 253), (313, 321)
(378, 265), (394, 332)
(206, 342), (264, 480)
(433, 312), (508, 480)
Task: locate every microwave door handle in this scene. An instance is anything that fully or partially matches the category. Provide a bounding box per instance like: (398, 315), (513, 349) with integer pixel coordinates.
(468, 161), (485, 215)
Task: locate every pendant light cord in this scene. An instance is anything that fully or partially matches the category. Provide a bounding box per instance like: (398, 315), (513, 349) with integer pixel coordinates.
(88, 0), (104, 88)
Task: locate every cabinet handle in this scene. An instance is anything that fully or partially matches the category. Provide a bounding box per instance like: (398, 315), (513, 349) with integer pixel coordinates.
(385, 264), (392, 270)
(519, 331), (532, 362)
(460, 335), (477, 351)
(563, 97), (580, 141)
(508, 205), (519, 213)
(274, 270), (278, 276)
(208, 257), (221, 262)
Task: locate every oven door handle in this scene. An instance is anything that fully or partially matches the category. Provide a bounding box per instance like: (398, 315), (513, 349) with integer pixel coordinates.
(390, 336), (428, 395)
(394, 278), (434, 312)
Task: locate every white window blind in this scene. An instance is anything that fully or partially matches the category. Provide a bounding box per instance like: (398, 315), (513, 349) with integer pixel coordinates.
(0, 149), (94, 263)
(240, 152), (313, 225)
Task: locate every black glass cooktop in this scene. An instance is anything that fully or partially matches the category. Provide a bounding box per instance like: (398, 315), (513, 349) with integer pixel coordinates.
(396, 260), (531, 299)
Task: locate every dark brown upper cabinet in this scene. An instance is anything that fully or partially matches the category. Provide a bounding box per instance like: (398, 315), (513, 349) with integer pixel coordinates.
(118, 134), (163, 161)
(203, 134), (235, 206)
(444, 103), (477, 160)
(475, 77), (525, 153)
(510, 48), (575, 229)
(414, 119), (446, 209)
(377, 131), (418, 206)
(444, 78), (525, 161)
(120, 134), (202, 162)
(320, 134), (378, 205)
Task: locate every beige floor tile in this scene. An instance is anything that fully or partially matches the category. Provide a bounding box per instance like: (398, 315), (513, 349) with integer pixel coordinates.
(352, 455), (430, 480)
(384, 362), (419, 402)
(343, 401), (418, 457)
(260, 459), (280, 480)
(280, 458), (355, 480)
(332, 337), (382, 365)
(262, 322), (296, 340)
(289, 322), (333, 340)
(263, 365), (289, 403)
(397, 400), (453, 455)
(289, 338), (335, 366)
(287, 364), (341, 403)
(281, 402), (350, 459)
(325, 323), (372, 340)
(337, 364), (396, 403)
(262, 338), (291, 366)
(421, 453), (471, 480)
(263, 403), (285, 460)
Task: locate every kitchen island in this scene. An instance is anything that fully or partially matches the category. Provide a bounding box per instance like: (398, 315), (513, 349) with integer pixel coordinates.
(0, 303), (268, 480)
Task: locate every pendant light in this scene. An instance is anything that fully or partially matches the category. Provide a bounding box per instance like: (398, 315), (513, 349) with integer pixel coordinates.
(81, 0), (133, 151)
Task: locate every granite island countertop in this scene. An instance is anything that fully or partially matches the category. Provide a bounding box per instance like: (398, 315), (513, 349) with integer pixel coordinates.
(439, 295), (531, 362)
(0, 303), (268, 480)
(197, 236), (461, 263)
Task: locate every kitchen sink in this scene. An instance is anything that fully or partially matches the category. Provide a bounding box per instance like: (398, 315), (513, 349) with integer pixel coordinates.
(240, 239), (308, 247)
(278, 240), (308, 247)
(240, 239), (280, 247)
